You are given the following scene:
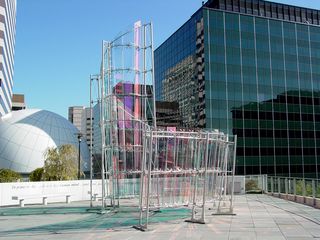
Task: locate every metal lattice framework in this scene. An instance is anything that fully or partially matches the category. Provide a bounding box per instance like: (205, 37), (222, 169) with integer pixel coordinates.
(137, 130), (237, 229)
(89, 21), (237, 230)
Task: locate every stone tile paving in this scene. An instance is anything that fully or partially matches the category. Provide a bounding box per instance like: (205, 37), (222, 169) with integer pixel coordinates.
(1, 195), (320, 239)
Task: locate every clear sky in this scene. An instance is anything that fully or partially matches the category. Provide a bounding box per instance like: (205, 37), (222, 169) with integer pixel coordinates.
(13, 0), (320, 118)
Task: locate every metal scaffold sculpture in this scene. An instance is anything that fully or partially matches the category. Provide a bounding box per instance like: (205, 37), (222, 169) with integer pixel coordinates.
(89, 21), (237, 231)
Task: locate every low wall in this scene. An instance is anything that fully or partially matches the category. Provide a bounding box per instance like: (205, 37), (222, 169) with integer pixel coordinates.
(0, 176), (246, 207)
(227, 176), (246, 195)
(269, 192), (320, 209)
(0, 180), (103, 207)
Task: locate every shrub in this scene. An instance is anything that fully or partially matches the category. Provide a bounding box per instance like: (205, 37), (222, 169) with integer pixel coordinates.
(245, 179), (261, 193)
(29, 167), (44, 181)
(0, 168), (22, 182)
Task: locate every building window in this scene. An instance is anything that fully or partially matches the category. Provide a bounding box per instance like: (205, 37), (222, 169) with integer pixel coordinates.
(278, 5), (283, 19)
(232, 0), (239, 12)
(313, 11), (319, 25)
(240, 0), (245, 13)
(226, 0), (232, 11)
(284, 6), (289, 20)
(289, 7), (295, 21)
(307, 10), (312, 23)
(253, 0), (258, 15)
(219, 0), (226, 10)
(259, 1), (265, 16)
(301, 9), (307, 23)
(295, 8), (301, 22)
(265, 2), (271, 17)
(271, 3), (277, 18)
(246, 0), (252, 14)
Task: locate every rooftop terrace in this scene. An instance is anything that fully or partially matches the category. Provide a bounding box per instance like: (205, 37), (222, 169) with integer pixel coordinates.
(1, 194), (320, 240)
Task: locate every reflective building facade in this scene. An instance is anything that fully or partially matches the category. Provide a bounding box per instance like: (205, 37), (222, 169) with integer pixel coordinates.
(0, 0), (17, 116)
(154, 0), (320, 178)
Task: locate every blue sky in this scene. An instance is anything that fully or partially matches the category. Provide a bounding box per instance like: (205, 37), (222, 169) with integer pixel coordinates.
(13, 0), (320, 118)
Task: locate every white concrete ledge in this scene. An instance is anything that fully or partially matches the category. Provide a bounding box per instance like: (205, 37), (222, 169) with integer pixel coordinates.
(269, 192), (320, 209)
(0, 180), (103, 207)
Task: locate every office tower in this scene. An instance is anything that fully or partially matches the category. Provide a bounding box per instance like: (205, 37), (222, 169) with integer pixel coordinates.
(11, 94), (25, 111)
(0, 0), (17, 116)
(155, 0), (320, 178)
(68, 106), (93, 148)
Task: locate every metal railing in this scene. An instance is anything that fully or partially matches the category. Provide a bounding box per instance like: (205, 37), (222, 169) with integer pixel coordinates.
(259, 176), (320, 208)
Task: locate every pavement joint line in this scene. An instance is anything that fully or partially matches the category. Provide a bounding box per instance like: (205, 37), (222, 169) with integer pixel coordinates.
(247, 195), (320, 226)
(1, 196), (320, 239)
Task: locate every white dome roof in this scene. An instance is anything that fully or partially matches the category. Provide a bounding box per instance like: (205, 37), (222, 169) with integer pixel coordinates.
(0, 109), (90, 173)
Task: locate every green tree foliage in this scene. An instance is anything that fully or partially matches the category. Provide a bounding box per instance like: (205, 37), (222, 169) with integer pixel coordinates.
(43, 144), (79, 181)
(29, 167), (44, 181)
(0, 168), (22, 182)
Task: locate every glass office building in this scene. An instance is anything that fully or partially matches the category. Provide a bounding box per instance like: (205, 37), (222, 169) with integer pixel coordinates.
(155, 0), (320, 178)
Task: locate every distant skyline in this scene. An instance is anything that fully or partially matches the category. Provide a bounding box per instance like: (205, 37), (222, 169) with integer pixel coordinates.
(13, 0), (320, 118)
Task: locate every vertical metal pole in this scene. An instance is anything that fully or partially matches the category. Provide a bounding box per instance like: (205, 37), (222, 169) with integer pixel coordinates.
(89, 76), (93, 208)
(278, 178), (281, 194)
(217, 138), (224, 202)
(189, 138), (195, 204)
(150, 23), (157, 128)
(271, 177), (274, 193)
(101, 40), (106, 210)
(143, 24), (147, 124)
(138, 128), (148, 227)
(107, 42), (115, 207)
(146, 24), (160, 207)
(155, 135), (160, 207)
(312, 180), (316, 206)
(201, 132), (210, 223)
(145, 130), (153, 229)
(303, 179), (306, 197)
(230, 135), (237, 213)
(212, 138), (219, 200)
(78, 137), (81, 180)
(165, 137), (169, 170)
(191, 140), (200, 221)
(312, 180), (316, 198)
(173, 137), (179, 205)
(223, 138), (229, 200)
(171, 133), (177, 205)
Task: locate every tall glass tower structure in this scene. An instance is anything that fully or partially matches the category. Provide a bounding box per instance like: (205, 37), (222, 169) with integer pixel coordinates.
(0, 0), (17, 116)
(155, 0), (320, 178)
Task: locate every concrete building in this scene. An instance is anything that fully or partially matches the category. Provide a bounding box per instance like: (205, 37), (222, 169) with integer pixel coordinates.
(68, 106), (84, 132)
(0, 0), (17, 116)
(68, 106), (93, 149)
(11, 94), (25, 111)
(155, 0), (320, 178)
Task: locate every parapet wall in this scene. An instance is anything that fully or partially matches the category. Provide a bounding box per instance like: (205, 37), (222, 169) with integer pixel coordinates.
(0, 180), (103, 207)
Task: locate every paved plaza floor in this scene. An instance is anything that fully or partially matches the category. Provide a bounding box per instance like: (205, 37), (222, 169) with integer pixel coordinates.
(1, 194), (320, 239)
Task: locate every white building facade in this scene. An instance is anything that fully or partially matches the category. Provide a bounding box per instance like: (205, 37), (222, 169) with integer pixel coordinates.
(0, 0), (17, 116)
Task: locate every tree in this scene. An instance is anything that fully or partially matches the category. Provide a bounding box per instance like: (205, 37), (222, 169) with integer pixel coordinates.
(29, 167), (44, 181)
(0, 168), (22, 182)
(43, 144), (80, 181)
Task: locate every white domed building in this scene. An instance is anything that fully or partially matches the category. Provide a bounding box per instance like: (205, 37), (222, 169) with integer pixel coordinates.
(0, 109), (90, 174)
